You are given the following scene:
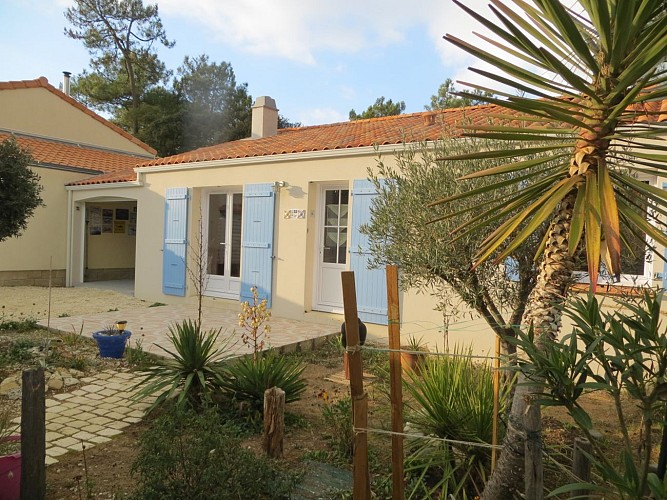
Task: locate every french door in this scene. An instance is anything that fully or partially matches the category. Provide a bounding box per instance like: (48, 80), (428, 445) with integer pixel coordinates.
(314, 184), (349, 311)
(205, 192), (243, 298)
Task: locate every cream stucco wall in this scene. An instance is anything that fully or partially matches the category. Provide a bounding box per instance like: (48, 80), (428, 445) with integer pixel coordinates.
(0, 167), (81, 271)
(0, 86), (151, 156)
(120, 149), (507, 354)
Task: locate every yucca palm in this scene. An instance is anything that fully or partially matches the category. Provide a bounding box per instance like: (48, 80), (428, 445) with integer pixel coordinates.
(432, 1), (667, 498)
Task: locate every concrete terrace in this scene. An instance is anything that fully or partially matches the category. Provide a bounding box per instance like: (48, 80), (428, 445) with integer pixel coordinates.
(40, 294), (340, 358)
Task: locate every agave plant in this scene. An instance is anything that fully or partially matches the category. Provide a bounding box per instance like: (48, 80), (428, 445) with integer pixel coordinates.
(403, 346), (506, 496)
(220, 349), (307, 411)
(134, 319), (233, 411)
(432, 2), (667, 497)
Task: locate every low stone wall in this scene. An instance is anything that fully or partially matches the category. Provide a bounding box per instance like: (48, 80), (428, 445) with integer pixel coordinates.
(0, 269), (66, 287)
(84, 268), (134, 281)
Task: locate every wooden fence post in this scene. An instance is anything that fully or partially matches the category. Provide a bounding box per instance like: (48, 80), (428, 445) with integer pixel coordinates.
(524, 397), (543, 500)
(386, 265), (405, 500)
(571, 437), (592, 499)
(491, 334), (501, 471)
(341, 271), (371, 500)
(21, 367), (46, 500)
(263, 387), (285, 459)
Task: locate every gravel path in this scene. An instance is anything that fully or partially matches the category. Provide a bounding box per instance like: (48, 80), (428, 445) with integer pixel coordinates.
(0, 286), (148, 321)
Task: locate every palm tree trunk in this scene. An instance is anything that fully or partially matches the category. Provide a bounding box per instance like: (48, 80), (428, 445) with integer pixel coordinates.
(482, 191), (577, 500)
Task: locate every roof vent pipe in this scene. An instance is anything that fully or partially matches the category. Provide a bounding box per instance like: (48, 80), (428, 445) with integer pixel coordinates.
(62, 71), (71, 96)
(251, 96), (278, 139)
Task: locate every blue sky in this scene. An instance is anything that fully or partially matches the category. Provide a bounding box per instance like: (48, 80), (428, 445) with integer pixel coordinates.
(0, 0), (493, 126)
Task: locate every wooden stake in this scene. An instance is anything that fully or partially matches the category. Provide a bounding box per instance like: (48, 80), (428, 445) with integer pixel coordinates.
(21, 367), (46, 500)
(491, 333), (501, 471)
(386, 265), (404, 499)
(47, 256), (52, 331)
(263, 387), (285, 459)
(524, 397), (543, 500)
(571, 437), (591, 499)
(341, 271), (370, 500)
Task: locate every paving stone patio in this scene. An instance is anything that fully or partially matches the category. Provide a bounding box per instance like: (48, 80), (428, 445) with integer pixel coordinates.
(13, 369), (153, 465)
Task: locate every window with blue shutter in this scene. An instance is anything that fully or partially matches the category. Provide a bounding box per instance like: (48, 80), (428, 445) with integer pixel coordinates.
(162, 187), (189, 296)
(350, 179), (388, 325)
(240, 183), (276, 307)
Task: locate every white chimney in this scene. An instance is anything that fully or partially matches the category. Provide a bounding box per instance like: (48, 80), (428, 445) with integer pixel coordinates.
(251, 96), (278, 139)
(62, 71), (71, 96)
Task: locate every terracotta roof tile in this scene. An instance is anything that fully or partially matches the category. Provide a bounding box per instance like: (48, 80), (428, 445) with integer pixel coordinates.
(65, 97), (667, 186)
(138, 105), (493, 168)
(0, 132), (147, 182)
(0, 77), (157, 156)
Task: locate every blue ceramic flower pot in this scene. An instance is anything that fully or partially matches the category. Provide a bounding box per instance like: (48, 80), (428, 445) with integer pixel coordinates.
(92, 330), (131, 358)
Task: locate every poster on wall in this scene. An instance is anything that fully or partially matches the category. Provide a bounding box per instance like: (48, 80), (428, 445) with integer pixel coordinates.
(115, 208), (129, 221)
(89, 206), (101, 235)
(102, 208), (114, 233)
(114, 221), (126, 234)
(128, 206), (137, 236)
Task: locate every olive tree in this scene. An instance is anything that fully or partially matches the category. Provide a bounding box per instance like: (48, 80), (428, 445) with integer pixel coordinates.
(363, 133), (554, 356)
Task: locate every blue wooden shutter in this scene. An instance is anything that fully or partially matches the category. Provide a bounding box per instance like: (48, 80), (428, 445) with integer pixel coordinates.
(241, 183), (276, 307)
(350, 179), (388, 325)
(162, 187), (189, 296)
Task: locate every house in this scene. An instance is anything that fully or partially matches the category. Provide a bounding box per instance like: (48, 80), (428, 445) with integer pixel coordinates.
(0, 75), (156, 286)
(63, 95), (511, 350)
(65, 94), (667, 350)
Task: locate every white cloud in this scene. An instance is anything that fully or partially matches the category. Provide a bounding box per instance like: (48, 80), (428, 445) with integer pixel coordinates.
(158, 0), (490, 66)
(297, 107), (347, 126)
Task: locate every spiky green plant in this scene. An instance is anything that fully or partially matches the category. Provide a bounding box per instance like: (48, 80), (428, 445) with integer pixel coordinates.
(133, 319), (232, 411)
(220, 349), (306, 411)
(403, 345), (506, 496)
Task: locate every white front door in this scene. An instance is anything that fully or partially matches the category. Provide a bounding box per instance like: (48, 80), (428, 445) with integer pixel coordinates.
(314, 185), (349, 312)
(205, 192), (243, 298)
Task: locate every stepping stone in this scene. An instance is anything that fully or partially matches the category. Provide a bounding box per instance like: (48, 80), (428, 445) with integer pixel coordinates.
(291, 460), (352, 499)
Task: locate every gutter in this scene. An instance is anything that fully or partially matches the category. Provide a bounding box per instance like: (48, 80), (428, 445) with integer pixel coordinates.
(65, 180), (143, 191)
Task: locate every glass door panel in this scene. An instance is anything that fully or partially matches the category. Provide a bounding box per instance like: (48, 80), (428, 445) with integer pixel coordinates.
(208, 194), (227, 276)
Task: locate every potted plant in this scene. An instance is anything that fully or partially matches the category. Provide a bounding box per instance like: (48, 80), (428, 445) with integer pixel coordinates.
(401, 335), (428, 374)
(92, 322), (131, 359)
(0, 407), (20, 500)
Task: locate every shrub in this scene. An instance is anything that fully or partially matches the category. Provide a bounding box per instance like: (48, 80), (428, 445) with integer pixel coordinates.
(131, 406), (297, 499)
(0, 339), (36, 366)
(404, 439), (482, 499)
(221, 349), (306, 411)
(133, 319), (232, 411)
(515, 291), (667, 499)
(403, 345), (505, 497)
(0, 317), (39, 332)
(321, 395), (354, 460)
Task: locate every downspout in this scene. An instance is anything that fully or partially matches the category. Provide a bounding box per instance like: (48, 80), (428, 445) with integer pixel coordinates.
(65, 189), (73, 287)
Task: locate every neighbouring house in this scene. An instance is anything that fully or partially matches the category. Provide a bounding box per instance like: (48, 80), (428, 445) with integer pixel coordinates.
(0, 75), (156, 287)
(3, 77), (667, 351)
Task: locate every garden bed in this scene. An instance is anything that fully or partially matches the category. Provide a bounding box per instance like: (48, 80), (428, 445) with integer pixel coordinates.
(0, 286), (658, 498)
